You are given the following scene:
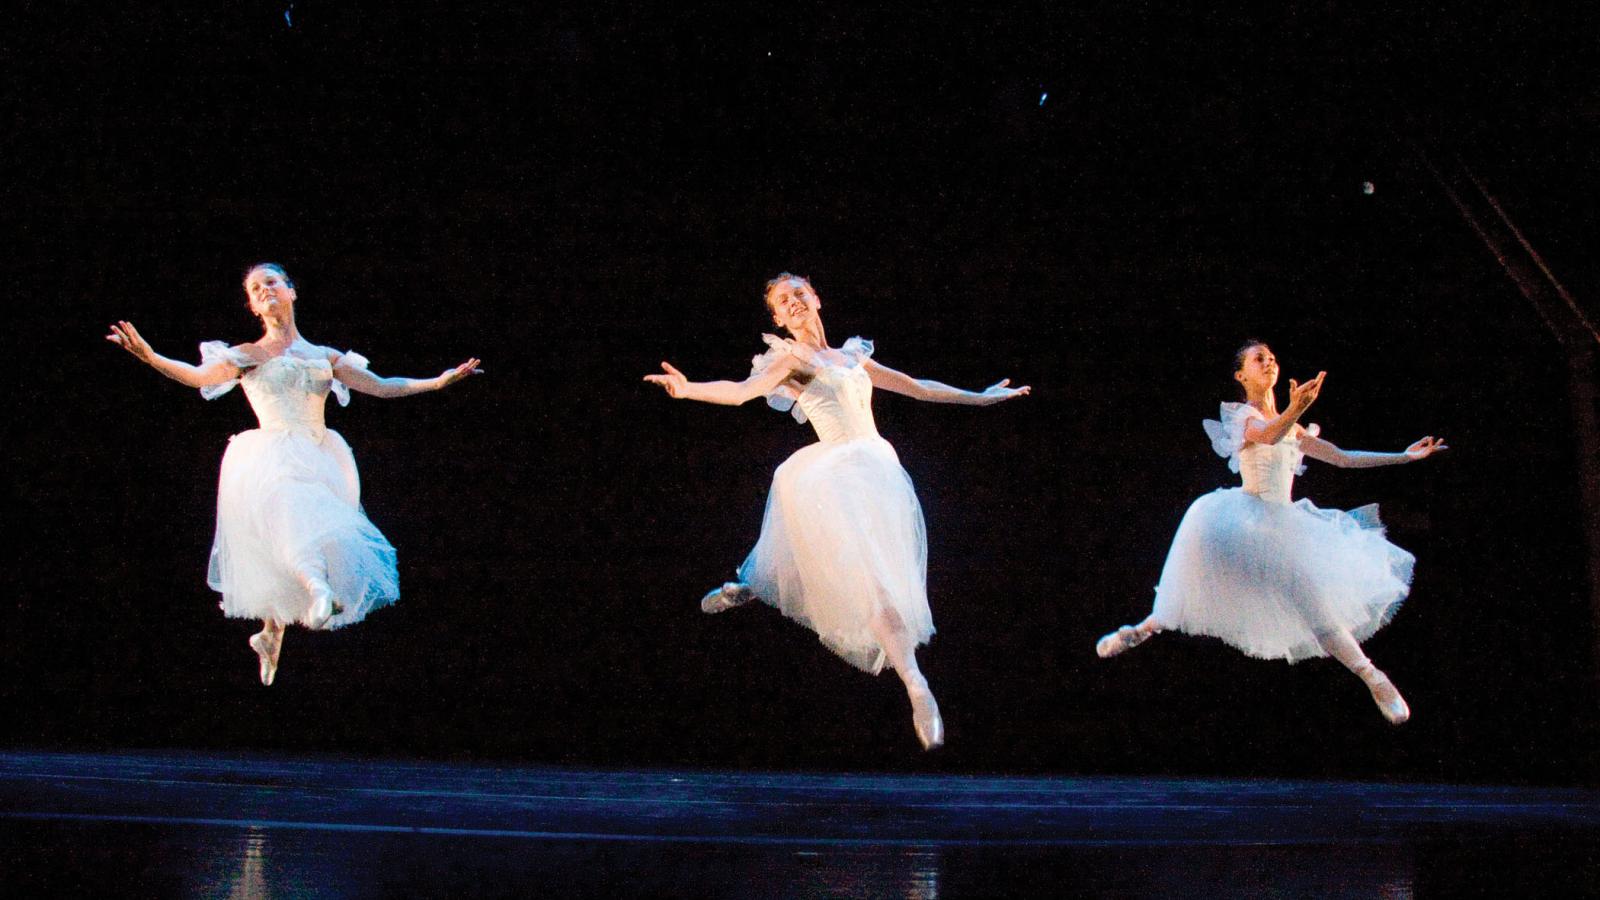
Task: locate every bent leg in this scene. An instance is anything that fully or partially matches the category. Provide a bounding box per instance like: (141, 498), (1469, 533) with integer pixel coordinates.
(292, 555), (341, 630)
(1097, 614), (1162, 658)
(868, 605), (943, 750)
(1317, 627), (1410, 725)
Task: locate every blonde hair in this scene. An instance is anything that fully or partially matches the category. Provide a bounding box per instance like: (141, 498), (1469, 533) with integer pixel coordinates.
(763, 272), (813, 309)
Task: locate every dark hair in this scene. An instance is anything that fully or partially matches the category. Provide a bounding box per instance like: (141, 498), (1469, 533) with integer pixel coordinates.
(1233, 339), (1268, 397)
(242, 262), (294, 290)
(763, 272), (813, 308)
(1233, 339), (1269, 372)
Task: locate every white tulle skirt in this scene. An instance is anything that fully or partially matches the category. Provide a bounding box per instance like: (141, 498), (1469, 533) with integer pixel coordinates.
(207, 427), (399, 629)
(738, 436), (932, 673)
(1150, 488), (1413, 662)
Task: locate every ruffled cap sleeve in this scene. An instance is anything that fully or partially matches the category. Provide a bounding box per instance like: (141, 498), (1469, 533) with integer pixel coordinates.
(841, 335), (875, 362)
(330, 350), (369, 407)
(750, 334), (807, 423)
(1290, 422), (1320, 475)
(197, 341), (255, 400)
(1201, 402), (1260, 473)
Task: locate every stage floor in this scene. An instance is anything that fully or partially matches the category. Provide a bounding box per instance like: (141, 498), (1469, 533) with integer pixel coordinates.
(4, 751), (1596, 897)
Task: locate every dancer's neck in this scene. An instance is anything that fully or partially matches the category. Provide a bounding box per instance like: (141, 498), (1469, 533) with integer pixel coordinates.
(790, 322), (828, 352)
(1245, 386), (1278, 416)
(258, 315), (301, 349)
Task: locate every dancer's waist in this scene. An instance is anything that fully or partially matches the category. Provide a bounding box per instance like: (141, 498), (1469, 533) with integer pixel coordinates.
(1241, 485), (1293, 504)
(812, 428), (884, 444)
(241, 419), (330, 441)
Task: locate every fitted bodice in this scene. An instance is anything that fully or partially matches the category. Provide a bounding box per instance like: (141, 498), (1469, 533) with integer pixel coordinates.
(754, 335), (884, 443)
(198, 341), (364, 433)
(794, 362), (880, 444)
(1205, 402), (1310, 505)
(239, 356), (336, 435)
(1237, 434), (1303, 504)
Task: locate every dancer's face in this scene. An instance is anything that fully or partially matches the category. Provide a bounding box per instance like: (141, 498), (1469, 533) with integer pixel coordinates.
(1234, 343), (1279, 393)
(244, 266), (297, 320)
(767, 278), (821, 334)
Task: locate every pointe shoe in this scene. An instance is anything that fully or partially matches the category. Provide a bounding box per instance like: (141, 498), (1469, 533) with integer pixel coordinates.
(248, 632), (281, 686)
(1096, 624), (1149, 659)
(700, 582), (755, 614)
(1366, 675), (1411, 725)
(306, 581), (344, 631)
(911, 690), (944, 751)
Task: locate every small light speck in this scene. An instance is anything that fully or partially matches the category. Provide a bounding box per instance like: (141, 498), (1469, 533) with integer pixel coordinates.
(1361, 181), (1375, 195)
(1039, 92), (1049, 106)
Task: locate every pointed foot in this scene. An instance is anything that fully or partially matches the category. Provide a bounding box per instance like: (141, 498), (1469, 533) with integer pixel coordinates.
(248, 631), (281, 686)
(700, 582), (755, 614)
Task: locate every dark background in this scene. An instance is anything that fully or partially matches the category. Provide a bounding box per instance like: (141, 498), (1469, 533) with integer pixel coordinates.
(5, 2), (1597, 784)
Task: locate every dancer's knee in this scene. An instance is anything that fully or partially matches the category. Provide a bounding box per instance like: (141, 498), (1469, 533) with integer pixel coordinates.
(872, 605), (906, 634)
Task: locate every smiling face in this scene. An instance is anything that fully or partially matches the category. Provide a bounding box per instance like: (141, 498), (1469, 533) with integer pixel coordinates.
(1234, 342), (1279, 395)
(765, 276), (820, 335)
(243, 264), (297, 320)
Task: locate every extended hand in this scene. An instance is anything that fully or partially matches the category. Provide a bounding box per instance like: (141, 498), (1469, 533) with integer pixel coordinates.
(1287, 371), (1326, 412)
(438, 358), (484, 389)
(643, 361), (689, 398)
(1404, 435), (1448, 461)
(978, 379), (1031, 405)
(105, 320), (154, 363)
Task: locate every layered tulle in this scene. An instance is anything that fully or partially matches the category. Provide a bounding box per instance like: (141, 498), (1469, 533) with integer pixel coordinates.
(739, 436), (931, 672)
(1149, 491), (1413, 662)
(208, 428), (399, 628)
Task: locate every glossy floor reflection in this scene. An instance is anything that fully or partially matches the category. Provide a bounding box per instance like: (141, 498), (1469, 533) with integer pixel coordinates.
(3, 752), (1596, 898)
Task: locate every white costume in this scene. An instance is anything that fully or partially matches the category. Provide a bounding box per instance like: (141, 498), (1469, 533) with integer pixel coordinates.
(1148, 402), (1413, 661)
(200, 343), (399, 629)
(737, 336), (932, 673)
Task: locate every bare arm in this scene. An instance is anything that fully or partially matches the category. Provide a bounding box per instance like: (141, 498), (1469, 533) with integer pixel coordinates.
(643, 355), (800, 405)
(863, 359), (1031, 406)
(105, 321), (240, 389)
(1298, 432), (1448, 468)
(1244, 371), (1325, 445)
(334, 353), (483, 399)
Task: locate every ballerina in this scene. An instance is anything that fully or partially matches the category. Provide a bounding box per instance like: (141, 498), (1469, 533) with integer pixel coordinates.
(1095, 341), (1446, 724)
(106, 262), (481, 685)
(644, 273), (1029, 749)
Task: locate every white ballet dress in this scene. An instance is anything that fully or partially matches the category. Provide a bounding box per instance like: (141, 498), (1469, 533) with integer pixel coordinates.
(199, 343), (399, 629)
(1148, 402), (1414, 662)
(737, 336), (932, 673)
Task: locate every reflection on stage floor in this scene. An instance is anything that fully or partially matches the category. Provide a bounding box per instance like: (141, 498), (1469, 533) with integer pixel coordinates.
(4, 751), (1596, 897)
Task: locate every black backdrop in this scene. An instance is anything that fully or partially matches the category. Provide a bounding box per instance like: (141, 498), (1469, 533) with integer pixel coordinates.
(6, 3), (1597, 784)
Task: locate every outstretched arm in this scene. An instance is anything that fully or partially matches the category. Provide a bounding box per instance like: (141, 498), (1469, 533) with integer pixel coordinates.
(1299, 432), (1448, 468)
(336, 354), (483, 398)
(643, 355), (800, 405)
(105, 321), (240, 389)
(863, 359), (1031, 406)
(1245, 371), (1325, 445)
